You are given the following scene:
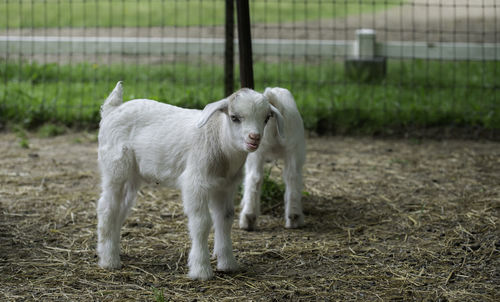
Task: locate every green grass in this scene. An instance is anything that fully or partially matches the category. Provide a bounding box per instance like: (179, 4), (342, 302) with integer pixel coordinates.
(1, 59), (499, 133)
(37, 123), (66, 137)
(0, 0), (405, 29)
(260, 168), (286, 212)
(152, 287), (166, 302)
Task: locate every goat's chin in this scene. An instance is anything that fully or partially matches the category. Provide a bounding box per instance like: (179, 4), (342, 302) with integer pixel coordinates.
(245, 142), (259, 152)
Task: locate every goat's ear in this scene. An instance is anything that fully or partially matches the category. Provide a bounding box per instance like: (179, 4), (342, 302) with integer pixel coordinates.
(270, 104), (285, 140)
(263, 87), (278, 107)
(197, 98), (229, 128)
(265, 89), (285, 139)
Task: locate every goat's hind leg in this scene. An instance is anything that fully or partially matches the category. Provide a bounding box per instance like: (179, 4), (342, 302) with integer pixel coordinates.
(96, 146), (135, 269)
(97, 179), (125, 269)
(118, 177), (140, 227)
(283, 152), (305, 229)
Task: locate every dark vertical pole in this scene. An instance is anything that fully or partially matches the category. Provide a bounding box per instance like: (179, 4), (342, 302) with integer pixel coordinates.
(224, 0), (235, 97)
(236, 0), (254, 89)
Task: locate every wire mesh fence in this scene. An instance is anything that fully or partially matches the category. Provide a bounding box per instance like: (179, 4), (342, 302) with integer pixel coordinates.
(0, 0), (498, 134)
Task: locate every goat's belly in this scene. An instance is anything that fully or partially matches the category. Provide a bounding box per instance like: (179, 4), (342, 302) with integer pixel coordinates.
(139, 173), (179, 189)
(137, 164), (182, 187)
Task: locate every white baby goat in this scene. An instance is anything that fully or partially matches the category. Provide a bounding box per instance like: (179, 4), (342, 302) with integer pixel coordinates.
(239, 87), (306, 230)
(96, 82), (284, 280)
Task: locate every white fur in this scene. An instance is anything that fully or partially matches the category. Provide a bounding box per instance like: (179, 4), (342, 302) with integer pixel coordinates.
(239, 87), (306, 230)
(96, 82), (283, 280)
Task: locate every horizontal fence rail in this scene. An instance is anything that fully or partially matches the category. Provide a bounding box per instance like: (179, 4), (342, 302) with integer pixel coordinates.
(1, 35), (499, 61)
(1, 0), (498, 135)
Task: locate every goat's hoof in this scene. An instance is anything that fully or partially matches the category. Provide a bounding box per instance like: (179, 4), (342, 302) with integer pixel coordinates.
(217, 259), (239, 272)
(98, 258), (122, 270)
(188, 265), (214, 281)
(239, 213), (257, 231)
(285, 213), (305, 229)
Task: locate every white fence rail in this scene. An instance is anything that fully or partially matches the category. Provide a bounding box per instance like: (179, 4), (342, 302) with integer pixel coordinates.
(0, 35), (498, 61)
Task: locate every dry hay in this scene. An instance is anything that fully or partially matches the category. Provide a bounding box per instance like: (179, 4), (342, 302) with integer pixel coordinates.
(0, 132), (498, 301)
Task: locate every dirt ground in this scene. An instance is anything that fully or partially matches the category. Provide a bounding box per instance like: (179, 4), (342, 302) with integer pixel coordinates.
(0, 131), (498, 301)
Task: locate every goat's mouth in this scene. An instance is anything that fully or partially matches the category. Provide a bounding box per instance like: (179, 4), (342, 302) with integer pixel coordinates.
(245, 141), (259, 151)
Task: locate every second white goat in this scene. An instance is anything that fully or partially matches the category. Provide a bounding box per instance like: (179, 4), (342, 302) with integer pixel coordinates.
(96, 82), (283, 280)
(239, 87), (306, 230)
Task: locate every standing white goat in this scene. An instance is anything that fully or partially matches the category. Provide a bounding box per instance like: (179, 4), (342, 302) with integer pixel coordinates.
(239, 87), (306, 230)
(96, 82), (284, 280)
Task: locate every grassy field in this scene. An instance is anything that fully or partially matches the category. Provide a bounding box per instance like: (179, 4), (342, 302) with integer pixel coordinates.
(0, 0), (405, 28)
(1, 59), (499, 134)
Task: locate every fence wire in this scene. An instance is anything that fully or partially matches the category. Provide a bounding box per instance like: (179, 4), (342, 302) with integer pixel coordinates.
(0, 0), (498, 134)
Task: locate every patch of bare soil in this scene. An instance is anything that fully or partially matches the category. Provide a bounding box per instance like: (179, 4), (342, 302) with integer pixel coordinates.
(0, 131), (499, 301)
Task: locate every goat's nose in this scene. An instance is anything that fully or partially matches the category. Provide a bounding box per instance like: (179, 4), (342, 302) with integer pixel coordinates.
(249, 133), (261, 141)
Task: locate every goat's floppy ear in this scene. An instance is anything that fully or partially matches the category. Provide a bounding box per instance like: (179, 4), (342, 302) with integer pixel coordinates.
(264, 88), (285, 140)
(270, 104), (285, 140)
(197, 98), (229, 128)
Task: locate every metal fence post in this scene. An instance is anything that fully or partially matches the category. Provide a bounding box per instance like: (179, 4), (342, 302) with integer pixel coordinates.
(345, 29), (387, 82)
(354, 29), (376, 58)
(224, 0), (235, 97)
(236, 0), (254, 89)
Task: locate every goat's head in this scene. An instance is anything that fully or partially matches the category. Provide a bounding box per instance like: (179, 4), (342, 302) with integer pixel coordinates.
(197, 88), (284, 152)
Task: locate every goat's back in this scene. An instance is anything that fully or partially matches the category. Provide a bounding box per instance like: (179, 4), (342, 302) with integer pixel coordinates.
(98, 99), (203, 184)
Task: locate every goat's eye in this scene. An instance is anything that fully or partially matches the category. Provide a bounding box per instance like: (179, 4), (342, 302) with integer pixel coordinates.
(264, 114), (271, 124)
(230, 115), (240, 123)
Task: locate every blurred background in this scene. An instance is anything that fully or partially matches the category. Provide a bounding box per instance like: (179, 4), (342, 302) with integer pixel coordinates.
(0, 0), (498, 136)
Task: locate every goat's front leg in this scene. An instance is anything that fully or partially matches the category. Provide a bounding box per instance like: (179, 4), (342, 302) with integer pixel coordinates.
(210, 189), (239, 272)
(183, 189), (213, 281)
(239, 154), (265, 231)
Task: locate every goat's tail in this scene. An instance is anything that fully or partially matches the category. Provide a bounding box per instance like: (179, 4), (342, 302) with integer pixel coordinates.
(101, 81), (123, 119)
